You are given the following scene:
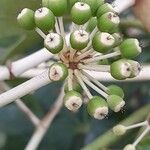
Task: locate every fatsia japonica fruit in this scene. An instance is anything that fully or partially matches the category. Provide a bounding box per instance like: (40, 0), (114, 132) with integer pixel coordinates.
(83, 0), (104, 16)
(16, 0), (142, 123)
(17, 8), (35, 30)
(97, 3), (116, 18)
(63, 90), (82, 112)
(92, 32), (115, 53)
(87, 96), (108, 120)
(70, 30), (89, 50)
(34, 7), (55, 31)
(71, 2), (92, 25)
(44, 33), (64, 54)
(42, 0), (68, 16)
(97, 12), (120, 33)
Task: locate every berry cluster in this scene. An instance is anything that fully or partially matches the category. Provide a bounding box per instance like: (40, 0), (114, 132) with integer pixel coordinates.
(17, 0), (142, 120)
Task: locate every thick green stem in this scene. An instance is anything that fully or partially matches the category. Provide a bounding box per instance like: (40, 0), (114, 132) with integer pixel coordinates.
(82, 104), (150, 150)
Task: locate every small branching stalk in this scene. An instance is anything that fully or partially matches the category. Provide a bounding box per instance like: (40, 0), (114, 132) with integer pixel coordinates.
(113, 118), (150, 150)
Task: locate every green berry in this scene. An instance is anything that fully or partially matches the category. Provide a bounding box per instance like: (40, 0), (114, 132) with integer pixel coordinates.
(107, 85), (124, 98)
(120, 38), (142, 59)
(44, 33), (64, 54)
(84, 0), (104, 16)
(71, 2), (92, 25)
(123, 144), (136, 150)
(92, 32), (115, 53)
(64, 90), (82, 112)
(113, 124), (126, 136)
(97, 12), (120, 33)
(97, 3), (116, 18)
(17, 8), (35, 30)
(49, 63), (68, 81)
(86, 17), (97, 33)
(64, 79), (82, 93)
(107, 95), (125, 112)
(87, 96), (108, 120)
(46, 0), (68, 16)
(112, 33), (123, 47)
(127, 60), (141, 78)
(110, 59), (132, 80)
(70, 30), (89, 50)
(34, 7), (55, 31)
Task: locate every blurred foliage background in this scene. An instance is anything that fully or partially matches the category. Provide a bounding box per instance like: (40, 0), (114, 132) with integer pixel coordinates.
(0, 0), (149, 150)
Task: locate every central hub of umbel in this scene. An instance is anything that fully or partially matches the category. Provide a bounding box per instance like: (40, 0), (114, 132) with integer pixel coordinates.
(69, 61), (79, 70)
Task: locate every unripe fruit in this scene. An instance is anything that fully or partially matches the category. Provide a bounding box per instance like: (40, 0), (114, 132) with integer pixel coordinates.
(17, 8), (35, 30)
(86, 17), (97, 33)
(107, 95), (125, 112)
(127, 60), (141, 78)
(70, 30), (89, 50)
(64, 79), (82, 93)
(84, 0), (104, 16)
(97, 12), (120, 33)
(120, 38), (142, 59)
(44, 33), (64, 54)
(46, 0), (68, 16)
(64, 90), (82, 112)
(49, 63), (68, 81)
(87, 96), (108, 120)
(34, 7), (55, 31)
(92, 32), (115, 53)
(113, 124), (126, 136)
(110, 59), (132, 80)
(123, 144), (136, 150)
(71, 2), (92, 25)
(97, 3), (116, 18)
(112, 33), (123, 47)
(107, 85), (124, 98)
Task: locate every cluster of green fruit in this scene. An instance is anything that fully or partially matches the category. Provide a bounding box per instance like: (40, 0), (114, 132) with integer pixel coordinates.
(17, 0), (142, 120)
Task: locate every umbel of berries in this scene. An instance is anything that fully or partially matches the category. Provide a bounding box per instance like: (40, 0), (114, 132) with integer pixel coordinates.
(14, 0), (143, 121)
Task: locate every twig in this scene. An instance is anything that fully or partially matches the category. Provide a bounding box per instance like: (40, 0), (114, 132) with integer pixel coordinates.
(0, 82), (40, 126)
(15, 100), (40, 126)
(68, 69), (73, 91)
(74, 70), (93, 99)
(74, 49), (93, 62)
(0, 69), (51, 107)
(78, 64), (110, 72)
(79, 72), (108, 98)
(83, 51), (121, 64)
(25, 86), (64, 150)
(0, 48), (53, 81)
(55, 17), (61, 34)
(35, 27), (46, 39)
(86, 65), (150, 82)
(133, 125), (150, 147)
(20, 68), (47, 78)
(125, 121), (148, 130)
(81, 70), (108, 92)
